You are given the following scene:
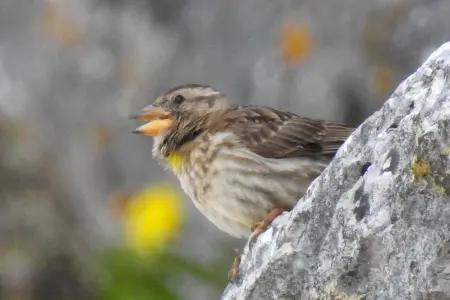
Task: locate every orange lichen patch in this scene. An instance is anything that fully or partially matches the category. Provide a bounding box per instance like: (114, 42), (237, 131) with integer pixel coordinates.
(372, 65), (396, 97)
(434, 182), (446, 195)
(411, 156), (431, 182)
(133, 119), (173, 137)
(280, 21), (314, 64)
(41, 3), (86, 48)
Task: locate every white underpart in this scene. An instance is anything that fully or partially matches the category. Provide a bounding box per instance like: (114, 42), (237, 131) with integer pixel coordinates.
(155, 132), (328, 238)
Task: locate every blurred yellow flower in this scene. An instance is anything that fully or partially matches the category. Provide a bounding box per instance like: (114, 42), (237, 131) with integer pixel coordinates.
(123, 183), (183, 255)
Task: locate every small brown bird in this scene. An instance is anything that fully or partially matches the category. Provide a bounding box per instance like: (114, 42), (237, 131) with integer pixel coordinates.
(131, 84), (354, 280)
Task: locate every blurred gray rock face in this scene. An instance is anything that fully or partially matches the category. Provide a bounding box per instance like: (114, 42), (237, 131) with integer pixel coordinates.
(222, 42), (450, 300)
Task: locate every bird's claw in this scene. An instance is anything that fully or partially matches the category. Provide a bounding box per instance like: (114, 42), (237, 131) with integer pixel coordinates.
(250, 206), (289, 243)
(228, 248), (241, 282)
(229, 207), (290, 282)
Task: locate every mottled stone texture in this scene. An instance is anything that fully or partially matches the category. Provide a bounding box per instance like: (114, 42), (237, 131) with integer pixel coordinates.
(222, 42), (450, 300)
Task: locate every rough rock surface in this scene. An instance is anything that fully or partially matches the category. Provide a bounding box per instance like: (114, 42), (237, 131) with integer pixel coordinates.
(222, 42), (450, 300)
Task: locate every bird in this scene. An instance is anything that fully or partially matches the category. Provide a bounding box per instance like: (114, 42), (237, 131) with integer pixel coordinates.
(130, 84), (354, 280)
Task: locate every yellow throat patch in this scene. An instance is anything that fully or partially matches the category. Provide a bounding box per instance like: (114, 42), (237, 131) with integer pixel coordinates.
(166, 152), (184, 172)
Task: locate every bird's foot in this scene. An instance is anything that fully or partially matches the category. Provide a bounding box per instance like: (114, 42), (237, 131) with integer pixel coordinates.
(250, 206), (289, 243)
(228, 248), (241, 282)
(228, 206), (290, 282)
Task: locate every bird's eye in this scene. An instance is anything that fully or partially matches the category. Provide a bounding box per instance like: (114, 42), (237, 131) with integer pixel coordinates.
(173, 94), (185, 105)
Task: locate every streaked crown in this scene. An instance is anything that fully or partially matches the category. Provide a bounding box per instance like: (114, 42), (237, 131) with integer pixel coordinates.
(152, 84), (230, 113)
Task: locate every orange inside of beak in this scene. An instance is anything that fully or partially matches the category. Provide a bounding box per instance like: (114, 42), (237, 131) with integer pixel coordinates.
(134, 119), (173, 136)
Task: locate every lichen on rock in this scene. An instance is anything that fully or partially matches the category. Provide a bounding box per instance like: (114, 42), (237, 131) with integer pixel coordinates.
(222, 42), (450, 300)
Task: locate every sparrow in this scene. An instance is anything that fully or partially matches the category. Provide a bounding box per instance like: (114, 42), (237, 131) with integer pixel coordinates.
(131, 84), (354, 280)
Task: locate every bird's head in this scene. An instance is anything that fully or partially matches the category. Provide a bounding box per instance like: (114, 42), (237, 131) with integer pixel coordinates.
(130, 84), (230, 138)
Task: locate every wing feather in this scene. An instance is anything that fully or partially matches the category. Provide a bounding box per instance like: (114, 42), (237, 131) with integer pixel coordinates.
(211, 106), (354, 159)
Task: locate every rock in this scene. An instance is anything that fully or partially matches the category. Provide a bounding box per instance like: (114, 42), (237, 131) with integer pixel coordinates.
(221, 42), (450, 300)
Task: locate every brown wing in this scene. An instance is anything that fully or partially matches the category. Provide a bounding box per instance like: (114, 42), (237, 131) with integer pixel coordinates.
(213, 106), (354, 159)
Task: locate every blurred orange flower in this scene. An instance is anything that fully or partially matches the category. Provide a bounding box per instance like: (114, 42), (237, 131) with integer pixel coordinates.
(40, 3), (86, 48)
(280, 21), (314, 64)
(372, 65), (396, 97)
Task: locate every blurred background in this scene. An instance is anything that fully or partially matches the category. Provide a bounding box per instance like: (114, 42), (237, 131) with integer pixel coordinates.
(0, 0), (449, 299)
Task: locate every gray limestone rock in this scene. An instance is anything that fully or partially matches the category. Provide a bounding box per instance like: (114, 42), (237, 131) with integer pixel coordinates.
(222, 42), (450, 300)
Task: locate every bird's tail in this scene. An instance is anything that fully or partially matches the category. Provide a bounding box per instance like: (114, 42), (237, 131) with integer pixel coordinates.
(321, 122), (355, 155)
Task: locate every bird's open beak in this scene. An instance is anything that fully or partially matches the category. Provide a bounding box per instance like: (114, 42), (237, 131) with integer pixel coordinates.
(130, 105), (173, 137)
